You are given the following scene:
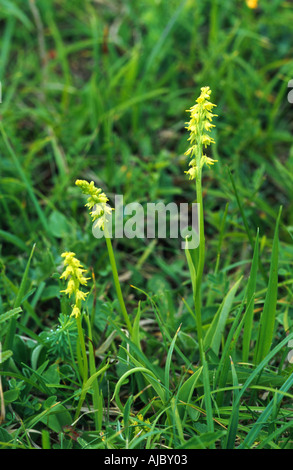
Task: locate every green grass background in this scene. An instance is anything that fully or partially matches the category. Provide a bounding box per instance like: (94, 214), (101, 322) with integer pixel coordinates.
(0, 0), (293, 449)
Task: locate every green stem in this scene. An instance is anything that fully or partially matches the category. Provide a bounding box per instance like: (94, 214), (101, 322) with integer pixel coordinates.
(74, 311), (89, 423)
(104, 228), (133, 334)
(194, 167), (205, 360)
(85, 314), (102, 431)
(76, 313), (88, 384)
(195, 170), (205, 288)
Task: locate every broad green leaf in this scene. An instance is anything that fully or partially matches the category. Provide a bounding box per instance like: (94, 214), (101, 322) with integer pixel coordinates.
(48, 210), (71, 238)
(3, 388), (19, 404)
(39, 403), (72, 433)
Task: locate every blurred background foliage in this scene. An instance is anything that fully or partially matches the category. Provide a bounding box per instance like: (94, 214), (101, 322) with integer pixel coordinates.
(0, 0), (293, 331)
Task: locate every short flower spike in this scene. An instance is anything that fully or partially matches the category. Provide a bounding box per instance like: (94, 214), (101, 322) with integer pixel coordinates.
(60, 251), (89, 317)
(185, 86), (217, 180)
(75, 179), (113, 230)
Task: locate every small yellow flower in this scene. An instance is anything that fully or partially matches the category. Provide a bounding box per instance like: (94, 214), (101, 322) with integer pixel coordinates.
(71, 305), (81, 318)
(134, 413), (151, 438)
(75, 290), (88, 302)
(185, 86), (217, 180)
(246, 0), (258, 9)
(202, 155), (218, 168)
(60, 278), (76, 297)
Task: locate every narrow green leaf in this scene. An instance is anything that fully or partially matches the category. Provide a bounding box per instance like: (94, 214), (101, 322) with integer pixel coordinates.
(216, 292), (254, 406)
(228, 168), (267, 283)
(131, 301), (142, 351)
(0, 349), (13, 364)
(224, 357), (240, 449)
(112, 366), (165, 411)
(0, 124), (49, 233)
(242, 229), (259, 362)
(254, 206), (282, 364)
(178, 431), (226, 449)
(0, 307), (22, 324)
(204, 276), (242, 355)
(177, 366), (203, 422)
(4, 244), (36, 350)
(0, 229), (29, 252)
(171, 397), (185, 445)
(232, 331), (293, 412)
(177, 367), (203, 404)
(240, 370), (293, 449)
(164, 324), (181, 401)
(123, 394), (133, 446)
(258, 421), (293, 449)
(185, 243), (197, 296)
(202, 347), (214, 442)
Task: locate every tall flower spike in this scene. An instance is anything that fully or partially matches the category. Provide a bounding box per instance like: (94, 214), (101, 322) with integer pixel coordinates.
(75, 179), (113, 230)
(60, 251), (90, 318)
(185, 86), (217, 180)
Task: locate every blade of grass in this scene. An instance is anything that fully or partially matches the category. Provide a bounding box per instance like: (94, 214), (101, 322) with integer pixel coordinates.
(164, 324), (181, 402)
(229, 331), (293, 426)
(202, 344), (214, 444)
(254, 206), (282, 364)
(228, 168), (268, 283)
(239, 371), (293, 449)
(111, 366), (166, 411)
(216, 292), (255, 406)
(3, 244), (36, 351)
(214, 202), (229, 275)
(204, 276), (242, 355)
(242, 228), (259, 363)
(0, 229), (29, 253)
(257, 421), (293, 449)
(131, 301), (142, 351)
(0, 307), (22, 325)
(224, 357), (240, 449)
(130, 285), (196, 371)
(0, 124), (49, 234)
(0, 16), (15, 81)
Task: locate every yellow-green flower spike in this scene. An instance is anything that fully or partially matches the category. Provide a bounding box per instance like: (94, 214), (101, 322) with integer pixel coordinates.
(60, 251), (90, 318)
(75, 179), (113, 230)
(185, 86), (217, 180)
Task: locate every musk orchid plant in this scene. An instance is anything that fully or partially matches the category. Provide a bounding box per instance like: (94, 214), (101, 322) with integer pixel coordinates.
(60, 251), (104, 428)
(75, 179), (133, 334)
(184, 86), (217, 356)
